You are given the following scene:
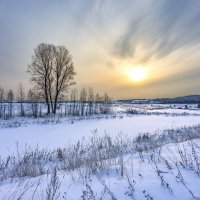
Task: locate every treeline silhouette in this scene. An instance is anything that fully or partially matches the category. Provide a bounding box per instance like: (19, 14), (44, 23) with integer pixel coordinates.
(0, 85), (112, 119)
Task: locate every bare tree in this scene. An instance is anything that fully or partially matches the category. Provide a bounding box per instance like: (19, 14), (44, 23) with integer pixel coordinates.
(17, 83), (26, 117)
(7, 89), (14, 118)
(94, 93), (101, 114)
(53, 46), (75, 114)
(80, 88), (87, 116)
(101, 93), (112, 114)
(27, 89), (39, 118)
(0, 86), (4, 118)
(27, 43), (75, 115)
(87, 87), (94, 115)
(70, 88), (78, 116)
(27, 43), (55, 114)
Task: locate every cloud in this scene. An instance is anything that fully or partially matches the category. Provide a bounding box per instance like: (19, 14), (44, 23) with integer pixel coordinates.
(113, 0), (200, 62)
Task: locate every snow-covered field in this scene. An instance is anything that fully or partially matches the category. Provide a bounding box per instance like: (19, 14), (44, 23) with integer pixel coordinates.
(1, 115), (200, 158)
(1, 103), (200, 157)
(0, 103), (200, 199)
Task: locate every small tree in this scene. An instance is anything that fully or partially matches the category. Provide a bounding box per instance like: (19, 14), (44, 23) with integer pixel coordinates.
(27, 89), (39, 118)
(0, 86), (4, 118)
(94, 93), (100, 114)
(87, 87), (94, 115)
(7, 89), (14, 118)
(80, 88), (87, 116)
(100, 93), (112, 114)
(70, 88), (78, 116)
(17, 83), (26, 117)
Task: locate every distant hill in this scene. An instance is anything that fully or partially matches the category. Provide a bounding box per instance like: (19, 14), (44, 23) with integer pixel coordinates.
(117, 95), (200, 104)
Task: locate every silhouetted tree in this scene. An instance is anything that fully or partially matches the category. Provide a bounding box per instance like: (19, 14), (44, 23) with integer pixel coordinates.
(7, 89), (14, 118)
(17, 83), (26, 117)
(27, 43), (75, 114)
(80, 88), (87, 116)
(100, 93), (112, 114)
(70, 88), (78, 116)
(27, 89), (39, 118)
(0, 86), (4, 118)
(94, 93), (100, 114)
(53, 46), (76, 114)
(27, 43), (54, 114)
(87, 87), (94, 115)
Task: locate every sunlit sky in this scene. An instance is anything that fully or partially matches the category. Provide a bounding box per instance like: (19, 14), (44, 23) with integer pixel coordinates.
(0, 0), (200, 99)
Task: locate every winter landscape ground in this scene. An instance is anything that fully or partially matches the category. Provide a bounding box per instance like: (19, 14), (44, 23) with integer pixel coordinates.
(1, 103), (200, 200)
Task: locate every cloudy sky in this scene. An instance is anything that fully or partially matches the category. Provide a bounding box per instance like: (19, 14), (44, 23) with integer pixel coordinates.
(0, 0), (200, 99)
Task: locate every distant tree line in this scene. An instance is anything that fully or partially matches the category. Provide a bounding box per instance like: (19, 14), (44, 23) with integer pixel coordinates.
(67, 88), (112, 116)
(0, 85), (112, 119)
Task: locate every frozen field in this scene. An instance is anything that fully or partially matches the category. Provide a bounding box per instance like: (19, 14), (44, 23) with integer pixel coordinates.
(0, 103), (200, 200)
(0, 103), (200, 157)
(1, 115), (200, 157)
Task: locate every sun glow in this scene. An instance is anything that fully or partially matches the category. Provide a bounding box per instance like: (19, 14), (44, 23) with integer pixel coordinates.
(128, 67), (147, 82)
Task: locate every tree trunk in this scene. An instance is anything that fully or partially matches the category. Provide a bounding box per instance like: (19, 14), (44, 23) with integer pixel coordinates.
(53, 94), (58, 114)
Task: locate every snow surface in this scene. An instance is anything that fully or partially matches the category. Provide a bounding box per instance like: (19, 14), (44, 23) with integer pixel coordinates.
(1, 115), (200, 157)
(0, 140), (200, 200)
(1, 104), (200, 199)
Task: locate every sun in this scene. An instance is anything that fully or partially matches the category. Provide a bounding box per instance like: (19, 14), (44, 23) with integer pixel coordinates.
(128, 67), (147, 82)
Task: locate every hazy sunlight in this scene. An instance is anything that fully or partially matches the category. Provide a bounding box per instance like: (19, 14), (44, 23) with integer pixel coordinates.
(128, 67), (147, 82)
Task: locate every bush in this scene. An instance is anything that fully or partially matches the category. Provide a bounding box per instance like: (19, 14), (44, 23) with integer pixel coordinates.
(126, 109), (139, 115)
